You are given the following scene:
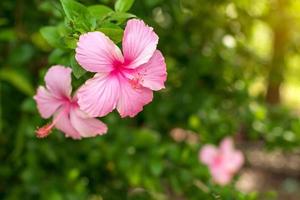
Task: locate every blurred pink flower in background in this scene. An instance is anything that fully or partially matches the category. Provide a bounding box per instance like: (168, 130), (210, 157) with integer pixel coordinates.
(199, 137), (244, 185)
(75, 19), (167, 118)
(34, 65), (107, 139)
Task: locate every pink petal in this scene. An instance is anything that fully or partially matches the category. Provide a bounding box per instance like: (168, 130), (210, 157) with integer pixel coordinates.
(122, 19), (158, 69)
(211, 167), (233, 185)
(117, 76), (153, 118)
(219, 137), (244, 173)
(220, 137), (234, 153)
(44, 65), (72, 99)
(76, 32), (123, 73)
(33, 86), (63, 118)
(70, 107), (107, 137)
(199, 145), (218, 165)
(137, 50), (167, 90)
(224, 151), (244, 172)
(77, 73), (120, 117)
(54, 107), (81, 139)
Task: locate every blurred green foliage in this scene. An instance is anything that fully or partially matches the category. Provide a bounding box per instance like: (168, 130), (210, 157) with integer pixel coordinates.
(1, 0), (300, 199)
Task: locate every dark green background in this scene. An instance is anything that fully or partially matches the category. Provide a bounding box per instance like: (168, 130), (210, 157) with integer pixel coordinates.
(1, 0), (300, 199)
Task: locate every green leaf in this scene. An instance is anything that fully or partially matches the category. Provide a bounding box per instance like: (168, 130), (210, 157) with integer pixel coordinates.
(97, 23), (123, 43)
(88, 5), (113, 21)
(0, 68), (34, 96)
(150, 160), (163, 176)
(40, 26), (63, 48)
(63, 36), (78, 49)
(114, 0), (135, 12)
(57, 22), (73, 36)
(60, 0), (92, 31)
(0, 28), (16, 41)
(60, 0), (87, 20)
(133, 128), (160, 147)
(21, 98), (36, 113)
(49, 49), (69, 65)
(98, 27), (123, 43)
(70, 53), (86, 79)
(109, 12), (136, 25)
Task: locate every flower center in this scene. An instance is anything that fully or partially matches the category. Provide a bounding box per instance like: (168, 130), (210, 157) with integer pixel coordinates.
(112, 60), (124, 72)
(213, 154), (223, 166)
(111, 61), (144, 89)
(128, 73), (143, 89)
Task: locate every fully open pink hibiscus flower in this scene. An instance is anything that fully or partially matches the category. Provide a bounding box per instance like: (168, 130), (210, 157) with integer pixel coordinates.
(33, 65), (107, 139)
(199, 137), (244, 185)
(75, 19), (167, 118)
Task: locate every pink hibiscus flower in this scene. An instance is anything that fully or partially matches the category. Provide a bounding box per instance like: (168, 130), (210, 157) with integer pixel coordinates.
(33, 65), (107, 139)
(75, 19), (167, 118)
(199, 137), (244, 185)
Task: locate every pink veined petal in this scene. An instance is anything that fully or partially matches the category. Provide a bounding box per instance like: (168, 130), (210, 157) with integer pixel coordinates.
(199, 145), (218, 165)
(77, 73), (120, 117)
(76, 32), (123, 73)
(122, 19), (159, 69)
(54, 107), (81, 139)
(70, 107), (108, 138)
(211, 166), (233, 186)
(117, 76), (153, 118)
(134, 50), (167, 91)
(44, 65), (72, 99)
(33, 86), (64, 118)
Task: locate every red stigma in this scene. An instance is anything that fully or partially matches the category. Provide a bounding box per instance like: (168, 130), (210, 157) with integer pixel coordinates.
(35, 123), (53, 138)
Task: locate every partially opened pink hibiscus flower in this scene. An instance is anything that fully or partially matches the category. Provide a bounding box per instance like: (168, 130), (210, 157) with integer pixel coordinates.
(199, 137), (244, 185)
(75, 19), (167, 117)
(33, 65), (107, 139)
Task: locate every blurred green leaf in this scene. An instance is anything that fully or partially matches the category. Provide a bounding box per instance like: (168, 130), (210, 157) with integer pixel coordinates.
(115, 0), (135, 12)
(133, 128), (160, 147)
(11, 113), (28, 160)
(0, 28), (16, 41)
(49, 49), (69, 65)
(68, 168), (80, 180)
(8, 44), (35, 66)
(21, 98), (36, 113)
(0, 17), (9, 26)
(0, 68), (34, 96)
(40, 26), (63, 48)
(31, 32), (52, 51)
(150, 160), (163, 176)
